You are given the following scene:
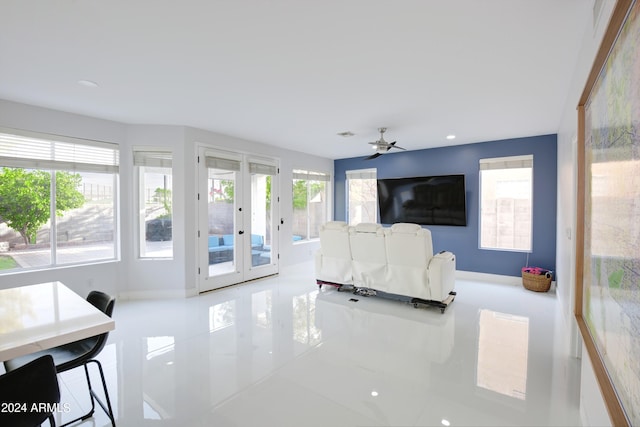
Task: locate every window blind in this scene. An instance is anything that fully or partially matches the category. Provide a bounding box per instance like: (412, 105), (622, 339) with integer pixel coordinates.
(0, 128), (119, 173)
(346, 168), (376, 180)
(205, 156), (241, 171)
(293, 169), (330, 181)
(133, 150), (172, 168)
(479, 155), (533, 171)
(249, 162), (277, 175)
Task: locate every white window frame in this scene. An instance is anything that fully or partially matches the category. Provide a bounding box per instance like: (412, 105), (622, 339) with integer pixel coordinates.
(292, 169), (331, 241)
(134, 149), (173, 259)
(479, 155), (533, 252)
(0, 127), (119, 272)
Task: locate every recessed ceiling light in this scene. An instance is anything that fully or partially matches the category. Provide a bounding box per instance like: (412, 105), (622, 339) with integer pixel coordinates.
(337, 131), (355, 137)
(78, 79), (99, 88)
(371, 391), (379, 397)
(441, 419), (451, 426)
(446, 135), (456, 140)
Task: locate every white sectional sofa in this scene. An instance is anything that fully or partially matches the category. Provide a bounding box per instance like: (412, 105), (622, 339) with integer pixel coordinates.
(315, 221), (457, 313)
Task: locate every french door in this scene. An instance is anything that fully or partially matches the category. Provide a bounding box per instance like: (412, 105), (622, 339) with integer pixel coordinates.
(198, 148), (279, 292)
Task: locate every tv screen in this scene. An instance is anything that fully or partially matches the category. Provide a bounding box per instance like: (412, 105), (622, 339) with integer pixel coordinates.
(377, 174), (467, 226)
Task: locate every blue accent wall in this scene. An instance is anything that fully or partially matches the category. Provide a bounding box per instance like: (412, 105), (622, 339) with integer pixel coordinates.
(334, 134), (557, 277)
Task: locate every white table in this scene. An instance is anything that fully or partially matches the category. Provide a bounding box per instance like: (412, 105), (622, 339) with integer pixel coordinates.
(0, 281), (115, 362)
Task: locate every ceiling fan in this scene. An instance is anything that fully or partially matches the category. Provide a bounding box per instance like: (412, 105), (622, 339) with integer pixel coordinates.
(364, 127), (406, 160)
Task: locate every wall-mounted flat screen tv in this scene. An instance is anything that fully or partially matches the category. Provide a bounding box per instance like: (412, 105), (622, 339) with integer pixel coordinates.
(377, 174), (466, 226)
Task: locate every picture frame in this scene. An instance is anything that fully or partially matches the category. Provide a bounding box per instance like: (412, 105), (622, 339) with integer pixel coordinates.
(575, 1), (639, 426)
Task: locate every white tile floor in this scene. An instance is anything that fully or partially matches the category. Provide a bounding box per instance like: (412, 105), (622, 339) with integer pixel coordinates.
(52, 262), (582, 426)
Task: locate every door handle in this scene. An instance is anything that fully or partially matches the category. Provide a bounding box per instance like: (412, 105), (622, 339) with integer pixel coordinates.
(238, 230), (245, 235)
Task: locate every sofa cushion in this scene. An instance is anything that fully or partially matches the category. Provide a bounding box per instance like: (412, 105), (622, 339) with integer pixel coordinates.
(390, 222), (423, 234)
(316, 221), (353, 285)
(353, 222), (383, 234)
(349, 223), (387, 289)
(385, 225), (434, 265)
(251, 234), (264, 248)
(208, 236), (220, 249)
(322, 221), (349, 231)
(319, 222), (351, 257)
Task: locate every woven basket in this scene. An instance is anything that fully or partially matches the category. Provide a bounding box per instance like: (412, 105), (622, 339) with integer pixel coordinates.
(522, 271), (552, 292)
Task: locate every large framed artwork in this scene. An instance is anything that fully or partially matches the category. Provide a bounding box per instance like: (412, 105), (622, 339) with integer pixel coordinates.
(576, 0), (640, 426)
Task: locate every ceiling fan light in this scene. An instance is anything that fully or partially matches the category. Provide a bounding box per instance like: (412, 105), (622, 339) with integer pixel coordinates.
(376, 146), (388, 154)
(364, 127), (403, 160)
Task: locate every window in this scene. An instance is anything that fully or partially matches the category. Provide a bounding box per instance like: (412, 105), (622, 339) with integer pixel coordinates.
(249, 161), (276, 267)
(346, 168), (377, 225)
(0, 128), (119, 273)
(479, 155), (533, 251)
(134, 150), (173, 258)
(292, 169), (330, 241)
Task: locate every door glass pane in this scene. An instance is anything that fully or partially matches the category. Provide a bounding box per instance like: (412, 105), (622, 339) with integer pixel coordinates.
(250, 172), (272, 268)
(208, 167), (236, 276)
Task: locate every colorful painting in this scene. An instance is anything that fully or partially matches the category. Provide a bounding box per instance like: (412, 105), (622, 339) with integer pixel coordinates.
(583, 1), (640, 424)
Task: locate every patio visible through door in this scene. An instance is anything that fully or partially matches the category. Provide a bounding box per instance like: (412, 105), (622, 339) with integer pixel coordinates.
(198, 149), (278, 292)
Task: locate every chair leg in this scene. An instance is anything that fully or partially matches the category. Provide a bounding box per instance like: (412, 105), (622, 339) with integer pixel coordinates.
(60, 360), (116, 427)
(90, 359), (116, 426)
(82, 362), (97, 420)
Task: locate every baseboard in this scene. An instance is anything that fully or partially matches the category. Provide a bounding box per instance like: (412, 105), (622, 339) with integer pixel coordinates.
(456, 270), (521, 285)
(456, 270), (557, 291)
(118, 288), (197, 300)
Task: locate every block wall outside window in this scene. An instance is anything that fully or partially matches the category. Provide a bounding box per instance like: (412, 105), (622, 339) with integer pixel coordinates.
(292, 169), (330, 241)
(479, 155), (533, 252)
(346, 168), (377, 225)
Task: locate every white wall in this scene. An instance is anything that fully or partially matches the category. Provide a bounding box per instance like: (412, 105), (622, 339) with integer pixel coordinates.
(119, 125), (189, 299)
(0, 99), (333, 298)
(555, 1), (617, 425)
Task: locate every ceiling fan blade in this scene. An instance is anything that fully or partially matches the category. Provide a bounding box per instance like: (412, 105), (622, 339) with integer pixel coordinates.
(364, 152), (382, 160)
(390, 144), (406, 150)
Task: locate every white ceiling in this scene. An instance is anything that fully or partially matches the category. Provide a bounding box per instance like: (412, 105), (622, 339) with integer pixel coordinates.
(0, 0), (593, 160)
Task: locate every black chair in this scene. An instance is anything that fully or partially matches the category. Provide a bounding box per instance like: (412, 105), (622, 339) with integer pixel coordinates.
(4, 291), (117, 427)
(0, 354), (60, 427)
